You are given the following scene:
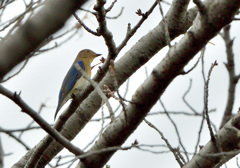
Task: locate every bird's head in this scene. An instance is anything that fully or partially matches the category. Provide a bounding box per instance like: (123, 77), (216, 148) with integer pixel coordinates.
(75, 49), (101, 63)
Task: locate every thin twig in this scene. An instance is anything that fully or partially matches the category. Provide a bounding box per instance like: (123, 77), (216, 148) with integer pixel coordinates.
(114, 79), (130, 112)
(194, 114), (205, 155)
(182, 79), (199, 114)
(144, 119), (184, 167)
(81, 4), (123, 20)
(109, 60), (128, 124)
(0, 58), (29, 83)
(106, 7), (124, 19)
(0, 0), (15, 9)
(158, 1), (171, 47)
(204, 61), (218, 143)
(0, 85), (84, 162)
(105, 0), (117, 12)
(201, 47), (207, 83)
(19, 102), (46, 138)
(219, 25), (240, 128)
(90, 109), (216, 122)
(73, 13), (100, 36)
(182, 55), (201, 74)
(159, 99), (188, 162)
(0, 126), (43, 133)
(3, 131), (30, 150)
(74, 63), (115, 122)
(116, 0), (159, 53)
(83, 124), (108, 151)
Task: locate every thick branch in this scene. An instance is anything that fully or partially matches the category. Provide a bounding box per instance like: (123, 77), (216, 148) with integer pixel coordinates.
(183, 114), (240, 168)
(0, 86), (84, 164)
(16, 0), (197, 166)
(78, 0), (240, 167)
(0, 0), (88, 80)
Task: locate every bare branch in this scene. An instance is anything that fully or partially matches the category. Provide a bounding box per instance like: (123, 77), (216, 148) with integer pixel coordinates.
(183, 114), (240, 168)
(73, 13), (100, 36)
(194, 112), (205, 156)
(77, 0), (240, 166)
(17, 0), (199, 165)
(159, 99), (188, 162)
(2, 132), (30, 150)
(94, 0), (117, 55)
(0, 58), (29, 83)
(181, 55), (201, 74)
(0, 126), (43, 133)
(201, 47), (207, 84)
(144, 119), (184, 167)
(106, 7), (124, 19)
(182, 79), (199, 114)
(219, 24), (240, 128)
(0, 0), (14, 9)
(204, 61), (218, 143)
(0, 0), (89, 80)
(116, 0), (159, 53)
(105, 0), (117, 13)
(158, 1), (171, 47)
(114, 79), (130, 112)
(0, 85), (84, 168)
(74, 63), (115, 122)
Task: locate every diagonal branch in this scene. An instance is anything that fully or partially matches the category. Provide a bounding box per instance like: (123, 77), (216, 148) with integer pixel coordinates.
(183, 113), (240, 168)
(15, 0), (197, 166)
(74, 63), (115, 122)
(73, 13), (100, 36)
(77, 0), (240, 167)
(116, 0), (159, 53)
(0, 85), (84, 167)
(0, 0), (88, 80)
(144, 119), (184, 167)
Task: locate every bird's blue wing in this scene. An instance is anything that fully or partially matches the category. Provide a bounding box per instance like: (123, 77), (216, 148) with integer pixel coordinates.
(57, 61), (85, 107)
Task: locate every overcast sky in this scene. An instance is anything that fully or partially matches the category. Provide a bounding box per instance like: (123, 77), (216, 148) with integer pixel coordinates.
(1, 0), (240, 167)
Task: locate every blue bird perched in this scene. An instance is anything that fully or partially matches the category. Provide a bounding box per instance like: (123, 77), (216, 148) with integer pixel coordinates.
(55, 49), (101, 120)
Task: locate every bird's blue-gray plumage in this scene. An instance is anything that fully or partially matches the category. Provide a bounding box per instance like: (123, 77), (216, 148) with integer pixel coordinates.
(54, 49), (101, 120)
(56, 61), (85, 114)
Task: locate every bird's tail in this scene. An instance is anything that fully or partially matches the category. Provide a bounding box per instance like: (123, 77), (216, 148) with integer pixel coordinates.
(54, 105), (60, 121)
(54, 100), (65, 120)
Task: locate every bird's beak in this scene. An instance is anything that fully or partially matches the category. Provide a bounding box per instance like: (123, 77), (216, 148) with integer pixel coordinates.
(96, 53), (102, 57)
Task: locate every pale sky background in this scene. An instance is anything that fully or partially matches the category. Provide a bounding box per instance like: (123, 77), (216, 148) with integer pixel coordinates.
(0, 0), (240, 167)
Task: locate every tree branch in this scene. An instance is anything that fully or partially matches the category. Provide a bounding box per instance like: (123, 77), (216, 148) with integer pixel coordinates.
(219, 25), (240, 128)
(15, 0), (198, 166)
(0, 0), (88, 80)
(0, 85), (84, 168)
(204, 61), (218, 143)
(74, 63), (115, 122)
(183, 113), (240, 168)
(77, 0), (240, 166)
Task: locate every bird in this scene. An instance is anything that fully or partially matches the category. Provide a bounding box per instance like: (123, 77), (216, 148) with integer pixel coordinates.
(55, 49), (101, 120)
